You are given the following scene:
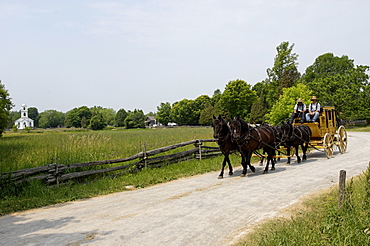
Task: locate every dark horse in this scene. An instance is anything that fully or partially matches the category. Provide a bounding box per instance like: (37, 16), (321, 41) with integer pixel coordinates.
(230, 118), (275, 176)
(281, 122), (311, 165)
(212, 115), (245, 179)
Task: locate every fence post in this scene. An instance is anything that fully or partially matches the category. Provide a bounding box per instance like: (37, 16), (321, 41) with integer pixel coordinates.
(143, 142), (147, 169)
(338, 169), (346, 208)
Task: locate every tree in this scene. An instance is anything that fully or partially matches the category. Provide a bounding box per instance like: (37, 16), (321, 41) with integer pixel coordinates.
(124, 109), (146, 129)
(219, 79), (257, 120)
(65, 106), (92, 128)
(90, 106), (116, 126)
(199, 101), (214, 125)
(249, 95), (268, 124)
(265, 41), (300, 109)
(28, 107), (39, 127)
(115, 108), (128, 127)
(38, 110), (65, 128)
(301, 53), (370, 120)
(8, 111), (20, 128)
(300, 53), (355, 83)
(265, 83), (312, 125)
(89, 113), (107, 130)
(156, 102), (172, 126)
(170, 99), (198, 125)
(0, 81), (13, 136)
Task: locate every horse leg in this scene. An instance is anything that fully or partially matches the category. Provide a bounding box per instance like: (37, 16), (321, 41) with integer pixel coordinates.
(240, 153), (248, 177)
(246, 151), (255, 173)
(218, 156), (227, 179)
(263, 148), (275, 174)
(302, 142), (308, 161)
(286, 146), (291, 165)
(226, 155), (233, 175)
(259, 150), (264, 166)
(295, 146), (301, 163)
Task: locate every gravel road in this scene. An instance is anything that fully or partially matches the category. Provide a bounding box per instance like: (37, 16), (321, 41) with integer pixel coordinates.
(1, 132), (369, 246)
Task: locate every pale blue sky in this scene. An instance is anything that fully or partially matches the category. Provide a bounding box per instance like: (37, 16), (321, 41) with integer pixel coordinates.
(1, 0), (369, 113)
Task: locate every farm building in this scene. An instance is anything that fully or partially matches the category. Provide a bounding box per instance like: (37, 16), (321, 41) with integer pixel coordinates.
(15, 104), (34, 129)
(145, 116), (157, 127)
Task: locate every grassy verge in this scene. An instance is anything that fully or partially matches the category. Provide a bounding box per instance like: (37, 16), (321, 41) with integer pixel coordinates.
(234, 164), (370, 246)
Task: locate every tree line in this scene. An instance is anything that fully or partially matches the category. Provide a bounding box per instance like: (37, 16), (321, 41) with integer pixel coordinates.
(1, 41), (369, 135)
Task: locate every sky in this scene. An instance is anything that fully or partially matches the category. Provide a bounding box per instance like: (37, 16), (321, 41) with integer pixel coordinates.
(1, 0), (369, 114)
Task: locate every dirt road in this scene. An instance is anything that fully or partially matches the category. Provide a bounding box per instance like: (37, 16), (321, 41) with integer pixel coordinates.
(1, 132), (369, 246)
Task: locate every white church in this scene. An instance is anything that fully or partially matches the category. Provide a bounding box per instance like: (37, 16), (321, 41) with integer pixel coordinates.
(15, 104), (34, 129)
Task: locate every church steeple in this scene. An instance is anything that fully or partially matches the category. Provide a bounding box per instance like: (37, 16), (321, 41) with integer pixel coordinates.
(21, 103), (28, 118)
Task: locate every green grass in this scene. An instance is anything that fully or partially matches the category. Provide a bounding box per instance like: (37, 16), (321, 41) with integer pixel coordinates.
(346, 125), (370, 132)
(234, 164), (370, 246)
(0, 127), (245, 216)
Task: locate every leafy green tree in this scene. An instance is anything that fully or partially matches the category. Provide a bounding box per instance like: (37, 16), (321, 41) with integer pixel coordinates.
(301, 53), (370, 120)
(115, 108), (128, 127)
(28, 107), (39, 127)
(211, 89), (222, 106)
(8, 111), (20, 128)
(300, 53), (355, 83)
(156, 102), (172, 126)
(170, 99), (199, 125)
(250, 95), (269, 123)
(265, 83), (312, 125)
(0, 81), (13, 136)
(89, 113), (107, 130)
(65, 106), (92, 128)
(219, 79), (257, 119)
(90, 106), (116, 126)
(265, 41), (300, 109)
(199, 101), (214, 125)
(124, 109), (146, 129)
(38, 110), (65, 128)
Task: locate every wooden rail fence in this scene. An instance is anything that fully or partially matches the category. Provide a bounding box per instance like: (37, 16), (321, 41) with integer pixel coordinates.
(0, 139), (219, 185)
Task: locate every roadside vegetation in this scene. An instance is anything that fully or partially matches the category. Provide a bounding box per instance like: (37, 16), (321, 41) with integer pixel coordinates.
(234, 164), (370, 246)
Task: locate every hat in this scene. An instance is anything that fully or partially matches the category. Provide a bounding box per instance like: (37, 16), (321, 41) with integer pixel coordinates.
(310, 96), (318, 101)
(297, 98), (303, 103)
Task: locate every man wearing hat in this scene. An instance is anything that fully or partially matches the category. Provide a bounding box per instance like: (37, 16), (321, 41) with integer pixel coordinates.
(290, 98), (306, 123)
(305, 96), (321, 122)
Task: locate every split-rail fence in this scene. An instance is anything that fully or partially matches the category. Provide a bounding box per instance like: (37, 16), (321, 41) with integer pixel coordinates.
(0, 139), (220, 185)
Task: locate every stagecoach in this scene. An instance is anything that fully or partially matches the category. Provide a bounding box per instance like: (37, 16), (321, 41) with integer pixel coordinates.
(292, 106), (347, 158)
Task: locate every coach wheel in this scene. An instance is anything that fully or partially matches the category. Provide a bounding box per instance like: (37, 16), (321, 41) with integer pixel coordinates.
(323, 133), (334, 159)
(337, 126), (347, 154)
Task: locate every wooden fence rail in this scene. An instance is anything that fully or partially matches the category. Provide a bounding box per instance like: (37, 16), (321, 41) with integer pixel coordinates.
(0, 139), (219, 185)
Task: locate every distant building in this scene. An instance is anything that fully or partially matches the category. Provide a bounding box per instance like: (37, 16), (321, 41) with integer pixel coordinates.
(15, 104), (34, 129)
(145, 116), (157, 127)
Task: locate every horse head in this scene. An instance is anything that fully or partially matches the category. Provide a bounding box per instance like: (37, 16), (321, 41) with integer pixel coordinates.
(212, 115), (228, 139)
(230, 117), (249, 140)
(280, 121), (294, 141)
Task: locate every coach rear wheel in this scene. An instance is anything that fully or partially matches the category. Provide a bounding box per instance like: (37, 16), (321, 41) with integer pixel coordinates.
(324, 133), (334, 159)
(337, 126), (347, 154)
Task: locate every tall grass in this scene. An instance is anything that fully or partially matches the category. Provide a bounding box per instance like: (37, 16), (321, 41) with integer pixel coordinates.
(234, 164), (370, 246)
(0, 127), (214, 172)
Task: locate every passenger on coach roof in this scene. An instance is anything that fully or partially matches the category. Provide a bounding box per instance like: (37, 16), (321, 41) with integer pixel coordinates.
(306, 96), (321, 122)
(290, 98), (306, 123)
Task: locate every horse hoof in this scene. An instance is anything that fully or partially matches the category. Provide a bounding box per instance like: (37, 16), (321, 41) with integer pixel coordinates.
(259, 163), (263, 166)
(229, 172), (233, 176)
(271, 167), (275, 170)
(240, 174), (246, 177)
(263, 170), (268, 174)
(250, 166), (256, 173)
(297, 160), (301, 164)
(286, 163), (290, 166)
(218, 176), (223, 179)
